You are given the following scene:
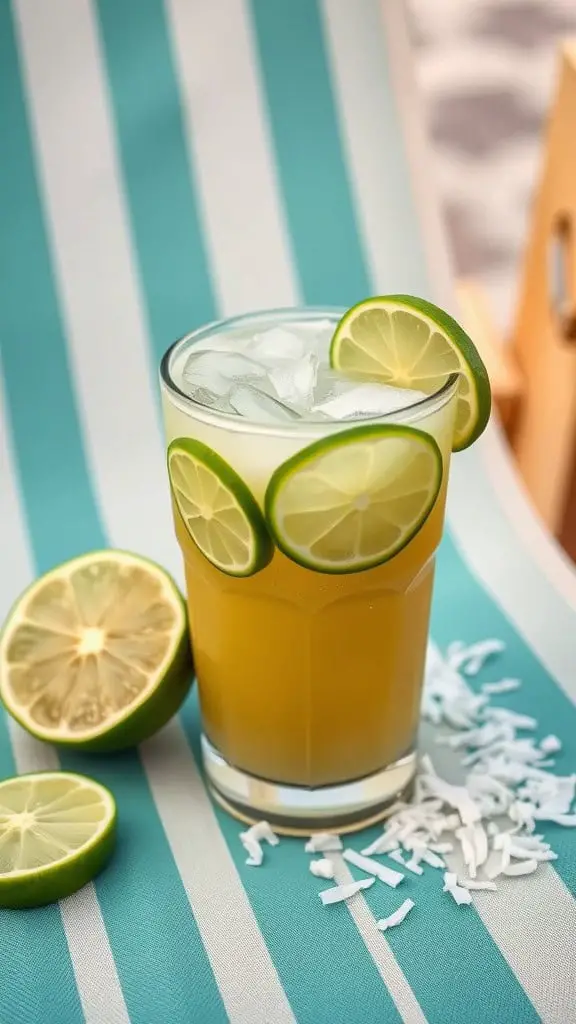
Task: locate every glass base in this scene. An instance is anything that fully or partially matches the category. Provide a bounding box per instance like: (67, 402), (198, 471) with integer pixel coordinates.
(202, 735), (416, 836)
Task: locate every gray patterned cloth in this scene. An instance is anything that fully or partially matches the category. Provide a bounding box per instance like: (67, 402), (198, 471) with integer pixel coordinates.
(408, 0), (576, 329)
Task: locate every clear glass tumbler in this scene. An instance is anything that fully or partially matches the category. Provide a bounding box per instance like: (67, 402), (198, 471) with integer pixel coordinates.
(161, 308), (457, 833)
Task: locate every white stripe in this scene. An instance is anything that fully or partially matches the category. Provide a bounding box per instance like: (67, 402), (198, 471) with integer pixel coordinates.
(321, 0), (430, 298)
(332, 856), (428, 1024)
(164, 0), (299, 315)
(0, 360), (33, 622)
(141, 721), (296, 1024)
(422, 704), (576, 1024)
(324, 0), (576, 1017)
(13, 0), (179, 581)
(0, 373), (129, 1024)
(59, 886), (131, 1024)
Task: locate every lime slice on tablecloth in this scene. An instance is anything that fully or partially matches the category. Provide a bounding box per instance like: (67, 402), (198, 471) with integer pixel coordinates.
(264, 424), (442, 574)
(0, 771), (116, 908)
(168, 437), (273, 577)
(329, 295), (491, 451)
(0, 550), (192, 751)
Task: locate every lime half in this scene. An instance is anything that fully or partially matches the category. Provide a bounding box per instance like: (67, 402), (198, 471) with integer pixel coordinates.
(330, 295), (491, 451)
(0, 550), (192, 751)
(168, 437), (273, 577)
(265, 424), (442, 574)
(0, 771), (116, 908)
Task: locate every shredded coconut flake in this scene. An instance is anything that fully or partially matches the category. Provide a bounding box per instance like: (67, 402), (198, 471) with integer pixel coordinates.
(442, 871), (473, 905)
(460, 879), (498, 891)
(360, 834), (400, 856)
(540, 735), (562, 755)
(387, 849), (407, 866)
(421, 775), (481, 825)
(419, 849), (446, 868)
(240, 834), (264, 867)
(310, 858), (335, 880)
(403, 856), (424, 876)
(343, 849), (404, 888)
(239, 821), (279, 865)
(305, 832), (343, 853)
(246, 821), (279, 846)
(502, 859), (539, 876)
(446, 639), (505, 676)
(483, 708), (537, 731)
(481, 678), (521, 695)
(319, 878), (374, 905)
(377, 899), (415, 931)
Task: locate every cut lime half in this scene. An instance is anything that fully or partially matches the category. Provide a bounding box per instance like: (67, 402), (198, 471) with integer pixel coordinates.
(0, 550), (192, 751)
(168, 437), (273, 577)
(265, 424), (442, 574)
(0, 771), (116, 908)
(330, 295), (491, 451)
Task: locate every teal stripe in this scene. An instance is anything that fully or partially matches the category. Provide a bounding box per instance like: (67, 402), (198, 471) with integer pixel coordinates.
(249, 1), (541, 1019)
(181, 698), (402, 1024)
(435, 533), (576, 895)
(249, 0), (370, 308)
(0, 8), (227, 1022)
(0, 716), (84, 1024)
(0, 1), (104, 571)
(95, 0), (217, 362)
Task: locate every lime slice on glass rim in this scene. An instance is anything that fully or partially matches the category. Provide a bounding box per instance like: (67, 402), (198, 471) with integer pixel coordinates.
(329, 294), (491, 451)
(0, 771), (116, 908)
(265, 424), (442, 574)
(0, 550), (192, 751)
(168, 437), (273, 577)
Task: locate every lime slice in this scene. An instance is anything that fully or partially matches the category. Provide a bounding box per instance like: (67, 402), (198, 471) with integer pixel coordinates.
(0, 771), (116, 908)
(265, 424), (442, 574)
(0, 550), (192, 751)
(330, 295), (491, 451)
(168, 437), (273, 577)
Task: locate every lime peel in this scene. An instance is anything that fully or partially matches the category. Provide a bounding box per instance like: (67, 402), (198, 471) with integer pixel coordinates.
(330, 294), (491, 451)
(0, 771), (116, 908)
(265, 423), (442, 574)
(168, 437), (273, 577)
(0, 550), (193, 751)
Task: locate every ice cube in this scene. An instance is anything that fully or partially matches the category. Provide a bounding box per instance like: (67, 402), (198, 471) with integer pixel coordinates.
(184, 349), (266, 384)
(312, 366), (355, 405)
(181, 349), (268, 405)
(268, 352), (318, 408)
(229, 383), (301, 424)
(313, 383), (426, 420)
(245, 328), (307, 363)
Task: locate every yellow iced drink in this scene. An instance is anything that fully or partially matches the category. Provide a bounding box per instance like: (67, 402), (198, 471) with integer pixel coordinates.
(161, 307), (462, 829)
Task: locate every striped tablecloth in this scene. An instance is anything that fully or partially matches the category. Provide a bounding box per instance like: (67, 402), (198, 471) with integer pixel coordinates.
(1, 2), (575, 1022)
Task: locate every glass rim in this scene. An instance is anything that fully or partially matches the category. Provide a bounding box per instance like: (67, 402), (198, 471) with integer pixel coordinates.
(160, 306), (460, 434)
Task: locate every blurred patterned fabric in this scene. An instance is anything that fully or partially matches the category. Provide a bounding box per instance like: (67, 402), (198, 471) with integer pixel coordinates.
(408, 0), (576, 330)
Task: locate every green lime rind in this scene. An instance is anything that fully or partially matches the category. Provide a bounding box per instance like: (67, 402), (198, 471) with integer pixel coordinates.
(168, 437), (273, 577)
(0, 550), (193, 753)
(264, 423), (443, 575)
(0, 772), (117, 909)
(330, 294), (491, 452)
